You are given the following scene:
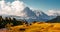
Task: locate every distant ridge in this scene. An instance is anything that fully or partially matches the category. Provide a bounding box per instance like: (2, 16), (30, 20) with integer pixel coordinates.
(46, 16), (60, 23)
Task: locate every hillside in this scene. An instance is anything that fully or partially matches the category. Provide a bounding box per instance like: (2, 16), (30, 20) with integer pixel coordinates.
(46, 16), (60, 23)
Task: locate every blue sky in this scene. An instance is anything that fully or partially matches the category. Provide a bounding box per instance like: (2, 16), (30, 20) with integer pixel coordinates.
(4, 0), (60, 11)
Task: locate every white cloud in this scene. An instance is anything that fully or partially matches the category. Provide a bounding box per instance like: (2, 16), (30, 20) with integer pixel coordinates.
(0, 0), (28, 17)
(46, 10), (60, 16)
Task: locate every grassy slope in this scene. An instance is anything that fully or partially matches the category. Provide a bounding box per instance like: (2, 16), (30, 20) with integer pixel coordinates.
(8, 22), (60, 32)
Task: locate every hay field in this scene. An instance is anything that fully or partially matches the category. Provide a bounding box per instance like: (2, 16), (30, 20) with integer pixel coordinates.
(8, 22), (60, 32)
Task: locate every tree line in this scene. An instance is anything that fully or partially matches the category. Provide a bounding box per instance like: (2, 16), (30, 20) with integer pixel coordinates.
(0, 16), (28, 29)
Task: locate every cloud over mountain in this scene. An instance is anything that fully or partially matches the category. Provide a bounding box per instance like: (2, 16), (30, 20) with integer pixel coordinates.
(0, 0), (60, 17)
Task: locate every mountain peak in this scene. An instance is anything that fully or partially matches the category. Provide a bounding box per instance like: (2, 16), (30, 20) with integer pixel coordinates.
(23, 7), (36, 17)
(24, 7), (30, 10)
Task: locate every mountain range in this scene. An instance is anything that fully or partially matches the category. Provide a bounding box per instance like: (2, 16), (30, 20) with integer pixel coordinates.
(1, 7), (56, 22)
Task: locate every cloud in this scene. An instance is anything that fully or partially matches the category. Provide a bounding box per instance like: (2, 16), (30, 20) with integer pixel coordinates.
(0, 0), (28, 17)
(46, 10), (60, 16)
